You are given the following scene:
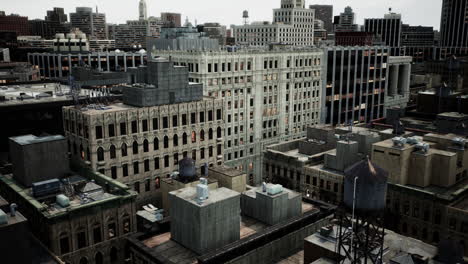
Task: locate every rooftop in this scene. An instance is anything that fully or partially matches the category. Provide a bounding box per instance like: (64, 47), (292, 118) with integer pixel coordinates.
(10, 134), (65, 146)
(0, 83), (114, 108)
(0, 169), (135, 218)
(64, 96), (217, 115)
(170, 187), (239, 207)
(209, 165), (245, 177)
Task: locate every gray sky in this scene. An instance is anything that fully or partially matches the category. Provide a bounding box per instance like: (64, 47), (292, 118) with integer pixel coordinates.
(3, 0), (442, 29)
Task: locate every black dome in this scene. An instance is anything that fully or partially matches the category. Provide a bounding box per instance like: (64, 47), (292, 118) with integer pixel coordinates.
(178, 157), (197, 182)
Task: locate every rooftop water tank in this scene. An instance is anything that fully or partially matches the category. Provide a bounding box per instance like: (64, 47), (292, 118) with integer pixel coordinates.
(344, 158), (388, 213)
(178, 157), (197, 183)
(266, 184), (283, 195)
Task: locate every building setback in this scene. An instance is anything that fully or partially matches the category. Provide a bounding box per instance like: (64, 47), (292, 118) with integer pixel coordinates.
(401, 25), (436, 47)
(364, 13), (402, 47)
(154, 47), (324, 185)
(440, 0), (468, 47)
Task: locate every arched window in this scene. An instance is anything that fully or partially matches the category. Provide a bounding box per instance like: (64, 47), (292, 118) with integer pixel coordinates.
(208, 128), (213, 140)
(97, 147), (104, 161)
(154, 138), (159, 150)
(95, 252), (103, 264)
(173, 134), (179, 147)
(79, 257), (88, 264)
(200, 130), (205, 141)
(110, 145), (116, 159)
(217, 127), (222, 138)
(191, 131), (196, 143)
(132, 141), (138, 154)
(59, 232), (70, 255)
(143, 139), (149, 152)
(164, 136), (169, 148)
(110, 247), (118, 263)
(121, 143), (128, 157)
(183, 133), (188, 145)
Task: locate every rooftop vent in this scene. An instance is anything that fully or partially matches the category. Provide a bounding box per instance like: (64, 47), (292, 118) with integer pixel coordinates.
(414, 142), (430, 153)
(406, 137), (419, 145)
(56, 194), (70, 207)
(452, 137), (466, 149)
(392, 137), (407, 148)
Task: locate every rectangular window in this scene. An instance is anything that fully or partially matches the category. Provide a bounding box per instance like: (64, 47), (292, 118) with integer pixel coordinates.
(144, 159), (150, 172)
(199, 112), (205, 123)
(142, 119), (148, 132)
(154, 157), (160, 169)
(133, 162), (139, 174)
(93, 226), (102, 244)
(208, 110), (213, 121)
(95, 126), (103, 139)
(173, 115), (178, 127)
(191, 113), (196, 124)
(123, 164), (128, 177)
(111, 166), (117, 179)
(108, 124), (115, 137)
(163, 117), (169, 129)
(77, 231), (86, 249)
(217, 109), (222, 120)
(134, 182), (140, 193)
(182, 114), (187, 125)
(164, 156), (169, 168)
(145, 179), (150, 192)
(131, 121), (138, 134)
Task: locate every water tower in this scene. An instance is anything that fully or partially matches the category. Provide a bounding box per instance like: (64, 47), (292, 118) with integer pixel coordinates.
(242, 10), (249, 25)
(337, 157), (388, 264)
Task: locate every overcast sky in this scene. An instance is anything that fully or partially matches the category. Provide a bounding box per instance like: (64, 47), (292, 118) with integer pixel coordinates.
(2, 0), (442, 29)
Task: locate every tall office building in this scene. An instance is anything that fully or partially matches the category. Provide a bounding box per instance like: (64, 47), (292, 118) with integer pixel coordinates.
(364, 12), (402, 47)
(161, 13), (182, 27)
(154, 47), (324, 185)
(333, 6), (359, 32)
(401, 25), (436, 47)
(70, 7), (108, 40)
(45, 7), (67, 24)
(309, 5), (333, 33)
(139, 0), (148, 21)
(323, 46), (411, 125)
(232, 0), (315, 46)
(440, 0), (468, 47)
(113, 19), (160, 49)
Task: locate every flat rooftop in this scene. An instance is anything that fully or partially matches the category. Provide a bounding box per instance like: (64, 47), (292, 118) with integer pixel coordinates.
(0, 172), (133, 218)
(0, 83), (114, 108)
(243, 185), (302, 200)
(65, 97), (216, 116)
(170, 187), (239, 207)
(137, 194), (317, 263)
(209, 165), (245, 177)
(305, 225), (437, 264)
(450, 197), (468, 211)
(10, 134), (65, 146)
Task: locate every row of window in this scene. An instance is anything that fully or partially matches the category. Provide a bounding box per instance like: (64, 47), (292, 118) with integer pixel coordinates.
(103, 146), (222, 179)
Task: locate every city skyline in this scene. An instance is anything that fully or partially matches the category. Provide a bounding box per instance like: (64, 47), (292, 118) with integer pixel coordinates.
(3, 0), (443, 29)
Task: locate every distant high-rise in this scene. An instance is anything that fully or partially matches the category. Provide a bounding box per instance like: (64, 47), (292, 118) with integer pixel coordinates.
(70, 7), (108, 40)
(0, 13), (30, 36)
(139, 0), (147, 21)
(334, 6), (359, 32)
(309, 5), (333, 32)
(364, 12), (402, 47)
(440, 0), (468, 47)
(45, 7), (67, 24)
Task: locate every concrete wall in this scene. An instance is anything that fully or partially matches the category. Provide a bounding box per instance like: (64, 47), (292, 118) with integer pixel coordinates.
(9, 136), (69, 187)
(170, 188), (241, 254)
(208, 169), (247, 193)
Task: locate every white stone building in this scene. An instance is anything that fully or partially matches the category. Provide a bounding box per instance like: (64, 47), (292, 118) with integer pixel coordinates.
(154, 46), (324, 185)
(232, 0), (315, 47)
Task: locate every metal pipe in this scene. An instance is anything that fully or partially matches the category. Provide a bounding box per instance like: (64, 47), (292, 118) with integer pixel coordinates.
(350, 176), (359, 260)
